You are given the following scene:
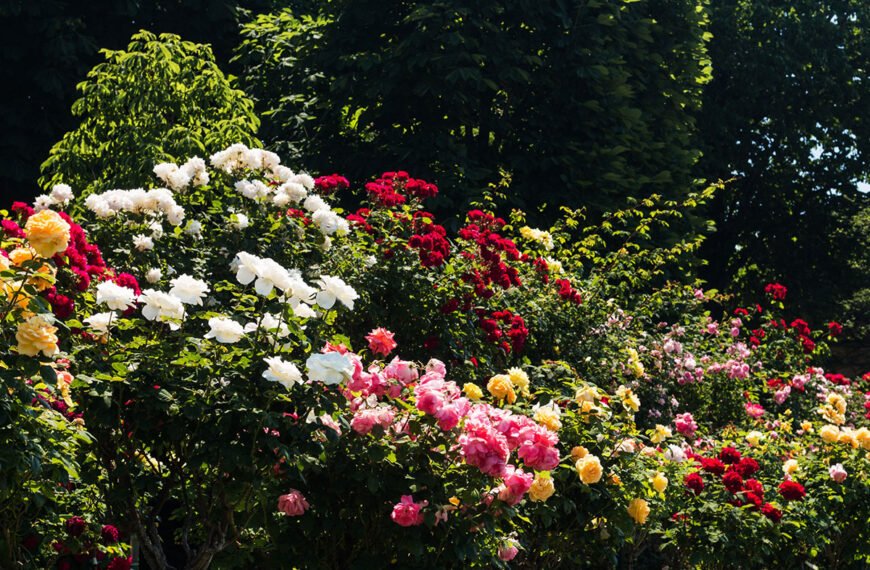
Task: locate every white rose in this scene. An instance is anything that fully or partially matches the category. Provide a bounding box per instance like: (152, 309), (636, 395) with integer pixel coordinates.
(133, 234), (154, 251)
(145, 268), (162, 284)
(306, 352), (354, 385)
(95, 281), (137, 311)
(262, 356), (302, 389)
(204, 317), (245, 343)
(139, 289), (185, 329)
(169, 274), (210, 305)
(315, 276), (359, 310)
(84, 312), (115, 333)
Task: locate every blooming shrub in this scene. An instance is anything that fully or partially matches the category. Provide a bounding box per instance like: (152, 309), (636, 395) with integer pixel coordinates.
(7, 144), (870, 568)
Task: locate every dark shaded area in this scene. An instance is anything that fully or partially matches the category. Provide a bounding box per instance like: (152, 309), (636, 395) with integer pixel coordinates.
(0, 0), (292, 205)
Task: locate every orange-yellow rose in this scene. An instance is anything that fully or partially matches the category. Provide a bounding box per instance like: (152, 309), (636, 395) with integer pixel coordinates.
(627, 498), (650, 524)
(24, 210), (70, 259)
(575, 455), (603, 484)
(16, 315), (59, 357)
(570, 446), (588, 460)
(487, 374), (516, 404)
(528, 475), (555, 502)
(9, 247), (36, 266)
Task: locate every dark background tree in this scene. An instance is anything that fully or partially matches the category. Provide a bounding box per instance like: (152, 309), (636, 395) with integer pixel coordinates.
(696, 0), (870, 325)
(0, 0), (296, 204)
(234, 0), (712, 222)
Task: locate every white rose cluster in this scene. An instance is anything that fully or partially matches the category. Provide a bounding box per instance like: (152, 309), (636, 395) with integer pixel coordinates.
(231, 251), (318, 303)
(84, 188), (185, 225)
(153, 156), (209, 191)
(33, 184), (75, 211)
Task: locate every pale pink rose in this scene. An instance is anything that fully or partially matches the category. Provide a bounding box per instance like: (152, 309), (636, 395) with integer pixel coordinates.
(497, 466), (533, 505)
(829, 463), (847, 482)
(425, 358), (447, 376)
(278, 489), (309, 516)
(390, 495), (427, 527)
(384, 357), (419, 385)
(365, 327), (397, 356)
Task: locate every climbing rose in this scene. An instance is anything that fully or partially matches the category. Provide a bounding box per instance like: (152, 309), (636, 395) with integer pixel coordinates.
(278, 489), (310, 516)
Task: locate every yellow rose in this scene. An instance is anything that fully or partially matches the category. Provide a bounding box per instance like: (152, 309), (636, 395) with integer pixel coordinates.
(463, 383), (483, 400)
(819, 424), (840, 443)
(855, 428), (870, 451)
(838, 429), (857, 448)
(2, 280), (32, 312)
(28, 262), (57, 292)
(487, 374), (516, 404)
(800, 421), (813, 433)
(570, 446), (588, 460)
(533, 402), (562, 432)
(828, 393), (847, 415)
(507, 367), (530, 395)
(24, 210), (70, 259)
(607, 473), (622, 486)
(8, 247), (36, 266)
(57, 370), (74, 407)
(575, 455), (603, 484)
(651, 424), (672, 444)
(615, 385), (640, 413)
(528, 474), (555, 502)
(627, 498), (650, 524)
(575, 385), (598, 404)
(16, 315), (59, 357)
(782, 459), (799, 475)
(652, 472), (668, 493)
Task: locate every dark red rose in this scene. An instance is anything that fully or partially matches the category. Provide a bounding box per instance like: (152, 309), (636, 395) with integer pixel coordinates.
(718, 446), (741, 465)
(685, 472), (705, 495)
(778, 480), (806, 501)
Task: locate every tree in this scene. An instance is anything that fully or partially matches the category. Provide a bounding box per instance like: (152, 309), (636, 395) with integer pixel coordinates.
(697, 0), (870, 323)
(235, 0), (712, 223)
(39, 31), (261, 197)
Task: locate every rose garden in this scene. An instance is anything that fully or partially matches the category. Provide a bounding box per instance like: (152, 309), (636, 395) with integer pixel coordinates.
(3, 3), (870, 569)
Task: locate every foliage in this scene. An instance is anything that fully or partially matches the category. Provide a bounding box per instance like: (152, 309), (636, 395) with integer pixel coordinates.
(234, 0), (712, 221)
(697, 0), (870, 324)
(38, 31), (261, 199)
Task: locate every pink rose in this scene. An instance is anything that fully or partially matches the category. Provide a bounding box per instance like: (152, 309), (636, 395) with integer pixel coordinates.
(278, 489), (309, 516)
(675, 413), (698, 438)
(498, 544), (519, 561)
(829, 463), (847, 482)
(365, 327), (397, 356)
(384, 357), (419, 385)
(390, 495), (427, 527)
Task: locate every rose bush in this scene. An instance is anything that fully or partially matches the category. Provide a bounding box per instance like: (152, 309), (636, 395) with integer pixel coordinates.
(5, 142), (870, 568)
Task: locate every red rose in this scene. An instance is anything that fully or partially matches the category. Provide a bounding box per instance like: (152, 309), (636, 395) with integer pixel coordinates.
(718, 446), (741, 464)
(685, 472), (705, 495)
(701, 457), (726, 476)
(778, 480), (806, 501)
(761, 503), (782, 523)
(734, 457), (760, 478)
(723, 471), (743, 494)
